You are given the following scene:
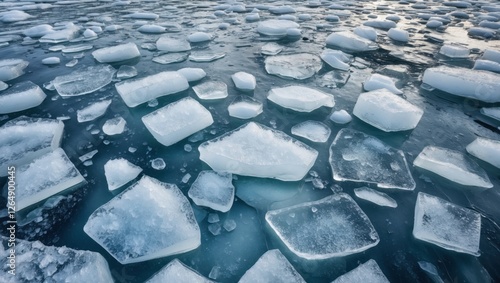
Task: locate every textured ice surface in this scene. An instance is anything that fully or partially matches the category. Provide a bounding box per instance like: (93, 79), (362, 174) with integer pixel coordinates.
(0, 59), (28, 81)
(467, 137), (500, 169)
(102, 116), (126, 135)
(0, 117), (64, 177)
(53, 64), (116, 97)
(413, 192), (481, 256)
(42, 57), (60, 65)
(238, 249), (306, 283)
(153, 53), (188, 64)
(92, 42), (140, 63)
(388, 28), (409, 42)
(265, 53), (322, 80)
(39, 23), (79, 44)
(232, 72), (256, 91)
(16, 148), (85, 211)
(0, 81), (46, 114)
(329, 128), (416, 190)
(189, 51), (226, 62)
(261, 42), (283, 55)
(473, 59), (500, 73)
(439, 44), (469, 58)
(178, 68), (206, 82)
(146, 259), (214, 283)
(363, 74), (402, 94)
(353, 26), (377, 41)
(354, 187), (398, 208)
(199, 122), (318, 181)
(138, 24), (165, 33)
(84, 176), (201, 264)
(228, 96), (263, 119)
(257, 20), (299, 36)
(266, 194), (379, 259)
(0, 237), (113, 283)
(353, 88), (423, 132)
(142, 97), (213, 146)
(320, 49), (351, 71)
(364, 20), (397, 30)
(23, 24), (54, 37)
(330, 109), (352, 124)
(188, 171), (235, 213)
(291, 121), (331, 143)
(414, 146), (493, 188)
(326, 31), (378, 52)
(117, 65), (137, 79)
(156, 37), (191, 52)
(115, 71), (189, 107)
(332, 259), (389, 283)
(104, 158), (143, 191)
(422, 66), (500, 103)
(268, 85), (334, 112)
(77, 100), (112, 123)
(480, 107), (500, 121)
(188, 32), (212, 43)
(481, 49), (500, 63)
(193, 81), (228, 100)
(1, 10), (31, 23)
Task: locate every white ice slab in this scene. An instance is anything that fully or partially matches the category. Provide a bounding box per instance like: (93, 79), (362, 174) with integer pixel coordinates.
(363, 74), (402, 94)
(329, 109), (352, 124)
(178, 68), (206, 82)
(77, 99), (112, 123)
(0, 81), (46, 114)
(332, 259), (389, 283)
(193, 81), (228, 100)
(53, 64), (116, 97)
(268, 85), (334, 112)
(228, 96), (263, 119)
(265, 53), (322, 80)
(388, 28), (409, 42)
(257, 20), (299, 36)
(156, 37), (191, 52)
(291, 121), (331, 143)
(466, 137), (500, 169)
(353, 26), (377, 41)
(321, 49), (352, 71)
(102, 116), (126, 135)
(146, 259), (214, 283)
(232, 72), (256, 91)
(326, 31), (378, 52)
(354, 187), (397, 208)
(188, 32), (212, 43)
(439, 44), (469, 58)
(0, 59), (29, 81)
(104, 158), (143, 191)
(480, 107), (500, 121)
(23, 24), (54, 37)
(188, 171), (235, 213)
(39, 23), (80, 44)
(92, 42), (140, 63)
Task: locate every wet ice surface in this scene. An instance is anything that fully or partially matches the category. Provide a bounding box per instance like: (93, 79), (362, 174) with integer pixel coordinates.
(1, 0), (500, 282)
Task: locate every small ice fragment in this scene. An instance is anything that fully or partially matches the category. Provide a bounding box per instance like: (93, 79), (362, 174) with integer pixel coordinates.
(326, 31), (378, 52)
(466, 137), (500, 169)
(177, 68), (206, 82)
(332, 259), (389, 283)
(439, 44), (469, 58)
(291, 121), (331, 143)
(364, 74), (402, 94)
(257, 20), (299, 37)
(102, 117), (126, 135)
(228, 96), (263, 119)
(193, 81), (228, 100)
(231, 72), (256, 91)
(208, 223), (221, 236)
(265, 53), (322, 80)
(77, 100), (112, 123)
(53, 64), (116, 97)
(268, 85), (334, 112)
(0, 59), (29, 81)
(0, 81), (46, 114)
(117, 65), (137, 79)
(223, 219), (236, 232)
(187, 32), (212, 43)
(354, 187), (398, 208)
(330, 110), (352, 124)
(145, 259), (214, 283)
(92, 42), (140, 63)
(42, 57), (60, 65)
(388, 28), (409, 42)
(104, 158), (142, 191)
(188, 171), (235, 212)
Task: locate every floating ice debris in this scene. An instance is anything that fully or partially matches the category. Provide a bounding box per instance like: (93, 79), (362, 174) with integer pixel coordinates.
(353, 88), (423, 132)
(320, 49), (351, 71)
(102, 116), (126, 135)
(117, 65), (137, 79)
(265, 53), (321, 80)
(466, 137), (500, 169)
(269, 6), (296, 14)
(23, 24), (54, 37)
(0, 81), (46, 114)
(480, 107), (500, 121)
(257, 20), (300, 37)
(364, 20), (397, 30)
(238, 249), (306, 283)
(354, 187), (398, 208)
(439, 44), (469, 58)
(79, 150), (98, 163)
(104, 158), (142, 191)
(326, 31), (378, 52)
(330, 109), (352, 124)
(153, 53), (188, 64)
(115, 71), (189, 107)
(231, 72), (256, 91)
(39, 23), (80, 44)
(413, 192), (481, 256)
(329, 128), (416, 190)
(332, 259), (389, 283)
(418, 261), (444, 283)
(156, 37), (191, 52)
(0, 117), (64, 176)
(178, 68), (206, 82)
(188, 171), (235, 213)
(268, 85), (334, 112)
(266, 194), (379, 259)
(66, 59), (78, 67)
(0, 59), (29, 81)
(188, 32), (213, 43)
(145, 259), (214, 283)
(291, 121), (331, 143)
(261, 42), (283, 55)
(0, 238), (113, 283)
(228, 96), (263, 119)
(0, 10), (31, 23)
(92, 42), (140, 63)
(481, 49), (500, 63)
(193, 81), (228, 100)
(388, 28), (409, 42)
(77, 100), (111, 123)
(84, 176), (201, 264)
(189, 52), (226, 62)
(354, 26), (378, 41)
(468, 27), (496, 39)
(83, 28), (97, 38)
(414, 146), (493, 188)
(0, 81), (7, 91)
(128, 12), (159, 20)
(473, 59), (500, 73)
(208, 213), (220, 223)
(42, 57), (60, 65)
(151, 158), (166, 170)
(62, 44), (93, 53)
(286, 28), (301, 37)
(16, 148), (85, 211)
(53, 64), (116, 97)
(199, 122), (318, 181)
(105, 24), (123, 32)
(426, 20), (443, 29)
(138, 24), (166, 34)
(363, 74), (402, 94)
(142, 97), (213, 146)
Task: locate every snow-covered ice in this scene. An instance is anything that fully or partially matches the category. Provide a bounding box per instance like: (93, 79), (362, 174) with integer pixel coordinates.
(267, 85), (334, 112)
(23, 24), (54, 38)
(193, 81), (228, 100)
(53, 64), (116, 97)
(231, 72), (256, 91)
(0, 59), (29, 81)
(188, 171), (235, 213)
(146, 259), (214, 283)
(363, 74), (402, 94)
(39, 23), (79, 44)
(77, 100), (112, 123)
(102, 116), (126, 135)
(228, 96), (263, 119)
(466, 137), (500, 169)
(332, 259), (389, 283)
(0, 81), (46, 114)
(326, 31), (378, 52)
(265, 53), (322, 80)
(92, 42), (140, 63)
(291, 121), (331, 143)
(104, 158), (143, 191)
(354, 187), (398, 208)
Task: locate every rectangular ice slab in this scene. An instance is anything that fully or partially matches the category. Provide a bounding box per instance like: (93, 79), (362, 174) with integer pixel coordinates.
(422, 66), (500, 102)
(265, 53), (322, 80)
(92, 42), (140, 63)
(142, 97), (213, 146)
(466, 137), (500, 169)
(199, 122), (318, 181)
(413, 192), (481, 256)
(0, 58), (28, 81)
(0, 116), (64, 177)
(238, 249), (306, 283)
(53, 64), (116, 97)
(332, 259), (389, 283)
(268, 85), (335, 112)
(414, 146), (493, 188)
(16, 148), (85, 211)
(353, 88), (423, 132)
(115, 71), (189, 107)
(84, 175), (201, 264)
(0, 81), (46, 114)
(0, 237), (114, 283)
(188, 170), (234, 212)
(329, 128), (416, 190)
(146, 259), (214, 283)
(265, 193), (379, 259)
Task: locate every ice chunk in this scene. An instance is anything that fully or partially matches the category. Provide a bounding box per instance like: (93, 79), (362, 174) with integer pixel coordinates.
(238, 249), (305, 283)
(83, 28), (97, 38)
(268, 85), (334, 112)
(23, 24), (54, 37)
(77, 100), (111, 123)
(332, 259), (389, 283)
(0, 59), (29, 81)
(42, 57), (60, 65)
(481, 49), (500, 63)
(388, 28), (409, 42)
(151, 158), (166, 170)
(266, 194), (379, 259)
(193, 81), (228, 100)
(326, 31), (378, 52)
(1, 10), (31, 23)
(257, 20), (299, 36)
(0, 238), (113, 283)
(330, 109), (352, 124)
(156, 37), (191, 52)
(321, 49), (351, 71)
(84, 175), (201, 264)
(16, 148), (85, 211)
(363, 74), (402, 94)
(480, 107), (500, 121)
(0, 117), (64, 177)
(39, 23), (80, 43)
(422, 66), (500, 103)
(413, 192), (481, 256)
(364, 20), (397, 30)
(188, 171), (235, 213)
(228, 96), (263, 119)
(53, 64), (116, 97)
(354, 26), (378, 41)
(265, 53), (322, 80)
(188, 32), (212, 43)
(146, 259), (214, 283)
(354, 187), (397, 208)
(473, 59), (500, 73)
(178, 68), (206, 82)
(418, 261), (444, 283)
(0, 81), (7, 91)
(153, 53), (188, 64)
(261, 42), (283, 56)
(142, 97), (213, 146)
(0, 81), (46, 114)
(92, 42), (140, 63)
(291, 121), (331, 143)
(353, 88), (423, 131)
(128, 12), (158, 20)
(115, 71), (189, 107)
(329, 128), (416, 190)
(62, 45), (93, 54)
(199, 122), (318, 181)
(439, 44), (469, 58)
(102, 116), (126, 135)
(117, 65), (137, 79)
(466, 137), (500, 169)
(104, 158), (142, 191)
(427, 20), (443, 29)
(414, 146), (493, 188)
(138, 24), (165, 33)
(232, 72), (256, 91)
(269, 6), (296, 14)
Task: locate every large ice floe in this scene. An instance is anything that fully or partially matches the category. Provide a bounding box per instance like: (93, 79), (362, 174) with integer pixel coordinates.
(53, 64), (116, 97)
(199, 122), (318, 181)
(267, 85), (334, 112)
(145, 259), (214, 283)
(331, 259), (389, 283)
(264, 53), (322, 80)
(0, 81), (46, 114)
(84, 175), (201, 264)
